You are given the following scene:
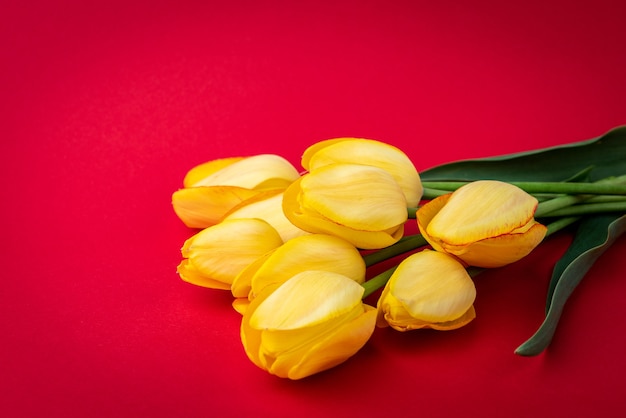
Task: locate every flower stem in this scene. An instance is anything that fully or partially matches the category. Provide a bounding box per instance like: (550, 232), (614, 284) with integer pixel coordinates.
(586, 195), (626, 203)
(363, 234), (428, 267)
(533, 176), (626, 217)
(362, 266), (397, 299)
(545, 216), (581, 236)
(422, 187), (451, 199)
(421, 178), (626, 195)
(537, 201), (626, 217)
(535, 194), (590, 217)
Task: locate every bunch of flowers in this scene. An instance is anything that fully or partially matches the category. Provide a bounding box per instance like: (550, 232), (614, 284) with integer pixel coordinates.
(172, 127), (626, 380)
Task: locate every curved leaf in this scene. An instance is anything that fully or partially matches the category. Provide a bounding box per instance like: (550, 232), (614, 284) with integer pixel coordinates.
(420, 126), (626, 182)
(515, 213), (626, 356)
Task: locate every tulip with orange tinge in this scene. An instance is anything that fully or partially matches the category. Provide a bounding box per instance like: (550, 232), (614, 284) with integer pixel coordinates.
(417, 180), (547, 268)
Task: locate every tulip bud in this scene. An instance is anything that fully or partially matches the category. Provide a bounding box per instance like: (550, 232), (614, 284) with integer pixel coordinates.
(231, 234), (366, 307)
(283, 163), (408, 249)
(177, 218), (283, 289)
(377, 250), (476, 331)
(301, 138), (423, 207)
(241, 271), (377, 379)
(172, 154), (300, 228)
(417, 180), (547, 268)
(183, 154), (300, 189)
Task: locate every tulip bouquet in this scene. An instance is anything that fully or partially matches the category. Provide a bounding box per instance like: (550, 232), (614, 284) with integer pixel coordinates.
(172, 126), (626, 379)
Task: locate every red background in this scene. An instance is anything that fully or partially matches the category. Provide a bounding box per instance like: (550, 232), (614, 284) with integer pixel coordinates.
(2, 1), (626, 417)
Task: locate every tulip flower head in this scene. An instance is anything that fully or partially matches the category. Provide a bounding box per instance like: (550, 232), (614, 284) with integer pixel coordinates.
(282, 163), (408, 249)
(183, 154), (300, 189)
(231, 233), (366, 305)
(301, 138), (423, 207)
(241, 271), (377, 380)
(177, 218), (283, 290)
(172, 154), (300, 228)
(377, 250), (477, 331)
(417, 180), (547, 268)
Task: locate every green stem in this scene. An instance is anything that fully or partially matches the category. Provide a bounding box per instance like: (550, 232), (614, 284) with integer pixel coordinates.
(585, 195), (626, 204)
(544, 216), (581, 236)
(421, 179), (626, 195)
(362, 234), (428, 267)
(422, 187), (451, 199)
(362, 267), (397, 299)
(535, 194), (590, 217)
(536, 201), (626, 217)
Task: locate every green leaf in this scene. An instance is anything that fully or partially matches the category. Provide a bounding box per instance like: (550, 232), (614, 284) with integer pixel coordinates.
(514, 213), (626, 356)
(420, 126), (626, 182)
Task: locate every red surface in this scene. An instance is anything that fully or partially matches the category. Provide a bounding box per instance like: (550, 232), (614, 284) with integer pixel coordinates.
(3, 1), (626, 417)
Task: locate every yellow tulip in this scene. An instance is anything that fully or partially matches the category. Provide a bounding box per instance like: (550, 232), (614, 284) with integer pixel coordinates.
(377, 250), (476, 331)
(301, 138), (423, 207)
(231, 234), (366, 310)
(177, 218), (283, 290)
(222, 191), (309, 243)
(241, 271), (377, 380)
(172, 154), (300, 228)
(183, 154), (300, 189)
(417, 180), (547, 268)
(282, 163), (408, 249)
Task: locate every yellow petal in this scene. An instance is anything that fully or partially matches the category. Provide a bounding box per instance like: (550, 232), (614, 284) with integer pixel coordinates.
(376, 250), (476, 330)
(241, 278), (374, 379)
(240, 282), (282, 369)
(283, 176), (405, 249)
(257, 303), (364, 371)
(390, 251), (475, 322)
(301, 138), (348, 169)
(426, 180), (539, 246)
(426, 305), (476, 330)
(303, 138), (423, 207)
(300, 164), (408, 231)
(223, 191), (310, 242)
(232, 297), (250, 315)
(182, 218), (283, 287)
(183, 157), (245, 188)
(230, 250), (273, 298)
(248, 234), (366, 297)
(278, 305), (376, 380)
(385, 305), (476, 331)
(290, 210), (403, 250)
(249, 271), (364, 331)
(171, 186), (266, 228)
(441, 222), (548, 268)
(417, 183), (547, 268)
(416, 193), (450, 253)
(176, 259), (231, 290)
(185, 154), (300, 189)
